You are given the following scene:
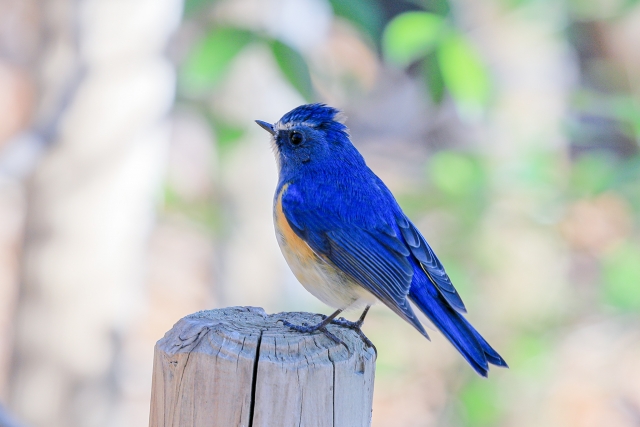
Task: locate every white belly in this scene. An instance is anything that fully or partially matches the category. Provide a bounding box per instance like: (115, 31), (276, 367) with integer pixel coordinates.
(277, 233), (375, 309)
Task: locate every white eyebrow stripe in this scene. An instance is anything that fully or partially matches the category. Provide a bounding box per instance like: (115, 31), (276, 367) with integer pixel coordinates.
(274, 121), (316, 132)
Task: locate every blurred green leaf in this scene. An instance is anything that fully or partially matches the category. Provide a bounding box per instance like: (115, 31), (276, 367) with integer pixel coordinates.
(602, 243), (640, 312)
(383, 12), (445, 67)
(422, 52), (445, 104)
(183, 0), (215, 16)
(180, 27), (254, 95)
(499, 0), (533, 9)
(162, 185), (221, 234)
(437, 33), (491, 113)
(419, 0), (451, 16)
(269, 40), (314, 102)
(570, 154), (617, 197)
(622, 0), (640, 13)
(514, 151), (561, 190)
(507, 332), (553, 376)
(609, 96), (640, 139)
(459, 379), (502, 427)
(212, 119), (245, 153)
(329, 0), (384, 42)
(567, 0), (638, 20)
(611, 156), (640, 215)
(429, 151), (484, 198)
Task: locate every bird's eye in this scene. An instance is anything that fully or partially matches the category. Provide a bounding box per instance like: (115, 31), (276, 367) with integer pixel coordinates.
(290, 131), (303, 146)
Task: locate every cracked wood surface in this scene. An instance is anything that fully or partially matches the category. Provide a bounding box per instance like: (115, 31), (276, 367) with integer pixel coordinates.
(149, 306), (376, 427)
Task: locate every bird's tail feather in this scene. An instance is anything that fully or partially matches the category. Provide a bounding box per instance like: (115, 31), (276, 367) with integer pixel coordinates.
(408, 272), (507, 377)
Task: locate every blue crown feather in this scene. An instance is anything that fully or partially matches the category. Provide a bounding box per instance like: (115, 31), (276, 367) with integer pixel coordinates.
(279, 103), (349, 138)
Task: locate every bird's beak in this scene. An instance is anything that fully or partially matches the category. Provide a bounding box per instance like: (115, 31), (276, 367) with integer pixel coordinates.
(255, 120), (275, 136)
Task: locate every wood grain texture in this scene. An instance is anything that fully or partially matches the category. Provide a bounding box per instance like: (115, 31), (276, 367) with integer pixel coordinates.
(149, 306), (376, 427)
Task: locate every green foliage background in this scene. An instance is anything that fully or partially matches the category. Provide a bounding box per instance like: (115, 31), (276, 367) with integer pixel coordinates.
(171, 0), (640, 424)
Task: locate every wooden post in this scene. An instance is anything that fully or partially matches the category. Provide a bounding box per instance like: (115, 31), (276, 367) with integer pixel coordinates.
(149, 306), (376, 427)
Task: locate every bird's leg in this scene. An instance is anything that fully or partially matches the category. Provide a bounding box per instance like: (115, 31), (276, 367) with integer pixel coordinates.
(330, 306), (374, 349)
(282, 308), (346, 345)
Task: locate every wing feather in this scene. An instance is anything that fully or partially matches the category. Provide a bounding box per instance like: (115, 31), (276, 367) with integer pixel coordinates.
(396, 213), (467, 313)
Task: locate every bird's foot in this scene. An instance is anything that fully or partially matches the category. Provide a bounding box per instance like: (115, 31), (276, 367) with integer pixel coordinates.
(325, 316), (378, 354)
(330, 317), (362, 329)
(281, 320), (346, 347)
(280, 312), (375, 353)
(330, 317), (375, 350)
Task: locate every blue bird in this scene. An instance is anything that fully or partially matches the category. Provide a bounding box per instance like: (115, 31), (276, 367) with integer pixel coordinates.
(256, 104), (507, 376)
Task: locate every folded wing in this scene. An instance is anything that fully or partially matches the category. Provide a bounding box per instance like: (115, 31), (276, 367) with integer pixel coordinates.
(281, 185), (428, 337)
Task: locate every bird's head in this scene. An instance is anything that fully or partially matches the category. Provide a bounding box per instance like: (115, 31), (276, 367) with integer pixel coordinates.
(256, 104), (360, 174)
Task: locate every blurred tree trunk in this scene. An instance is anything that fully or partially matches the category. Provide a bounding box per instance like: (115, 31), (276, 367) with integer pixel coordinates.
(8, 1), (182, 426)
(0, 0), (39, 403)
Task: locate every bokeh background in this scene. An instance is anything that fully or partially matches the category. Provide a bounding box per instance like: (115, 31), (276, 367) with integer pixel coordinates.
(1, 0), (640, 426)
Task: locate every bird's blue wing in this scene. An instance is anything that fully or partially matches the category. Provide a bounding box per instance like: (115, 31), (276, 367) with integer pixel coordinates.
(395, 213), (467, 313)
(281, 185), (428, 336)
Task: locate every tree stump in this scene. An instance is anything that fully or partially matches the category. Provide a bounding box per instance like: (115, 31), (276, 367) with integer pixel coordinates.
(149, 306), (377, 427)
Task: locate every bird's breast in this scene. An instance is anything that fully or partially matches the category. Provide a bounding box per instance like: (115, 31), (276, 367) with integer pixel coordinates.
(274, 186), (317, 266)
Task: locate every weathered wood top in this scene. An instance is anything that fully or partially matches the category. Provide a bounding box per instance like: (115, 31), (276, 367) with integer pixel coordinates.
(150, 306), (376, 427)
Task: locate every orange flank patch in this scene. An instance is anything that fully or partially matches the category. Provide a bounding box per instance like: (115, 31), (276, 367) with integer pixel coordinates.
(274, 185), (317, 264)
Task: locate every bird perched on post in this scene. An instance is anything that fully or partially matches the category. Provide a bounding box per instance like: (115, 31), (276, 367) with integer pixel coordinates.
(256, 104), (507, 377)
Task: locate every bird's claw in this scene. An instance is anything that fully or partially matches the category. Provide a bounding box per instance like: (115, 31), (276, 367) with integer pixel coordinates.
(354, 330), (375, 352)
(330, 317), (363, 329)
(318, 326), (345, 346)
(329, 317), (375, 351)
(282, 320), (316, 333)
(282, 319), (347, 347)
